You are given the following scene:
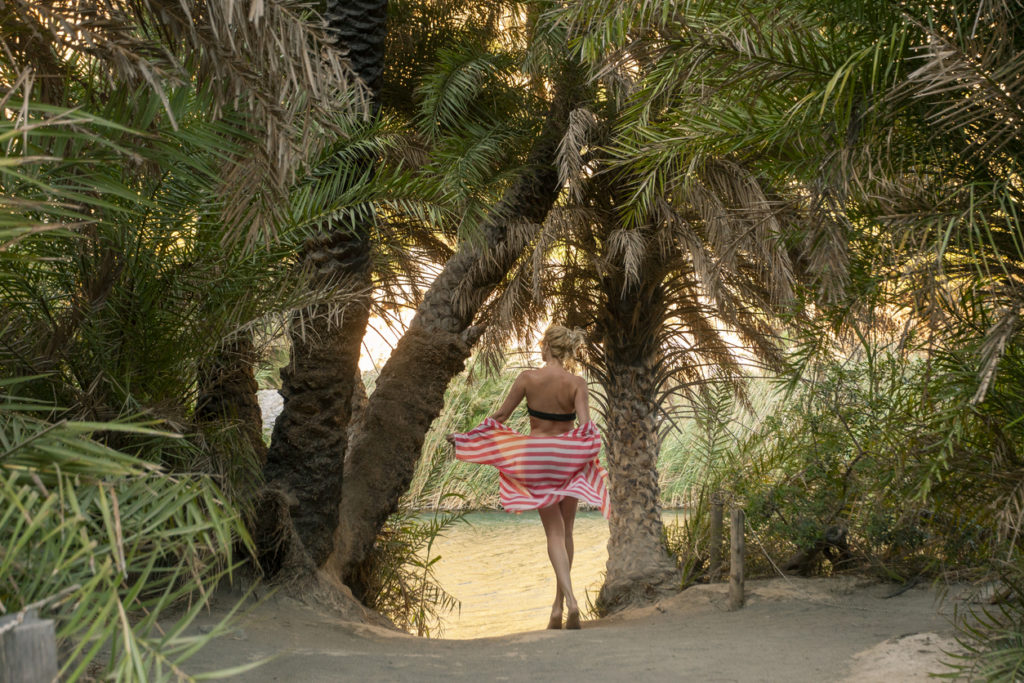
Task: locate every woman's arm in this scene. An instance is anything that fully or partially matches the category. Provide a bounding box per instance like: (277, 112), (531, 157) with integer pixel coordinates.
(446, 373), (526, 444)
(489, 372), (527, 423)
(573, 376), (591, 424)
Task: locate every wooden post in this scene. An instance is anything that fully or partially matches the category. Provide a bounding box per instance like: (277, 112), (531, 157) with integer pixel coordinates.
(0, 609), (58, 683)
(729, 508), (745, 610)
(709, 497), (724, 581)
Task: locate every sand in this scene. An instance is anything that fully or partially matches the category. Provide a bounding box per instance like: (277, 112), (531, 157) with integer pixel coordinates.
(182, 576), (967, 682)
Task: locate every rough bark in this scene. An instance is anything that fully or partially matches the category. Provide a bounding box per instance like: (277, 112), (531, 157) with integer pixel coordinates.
(324, 0), (387, 114)
(596, 360), (680, 613)
(330, 66), (590, 591)
(348, 367), (369, 443)
(263, 236), (372, 568)
(594, 244), (680, 613)
(259, 0), (386, 573)
(195, 329), (266, 501)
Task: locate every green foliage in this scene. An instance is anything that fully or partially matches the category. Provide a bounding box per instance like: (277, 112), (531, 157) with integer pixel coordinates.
(652, 337), (1022, 584)
(658, 380), (758, 507)
(0, 15), (363, 677)
(661, 494), (710, 588)
(0, 385), (252, 681)
(256, 340), (292, 391)
(356, 505), (464, 637)
(7, 2), (1024, 677)
(548, 1), (1022, 671)
(733, 353), (935, 575)
(943, 560), (1024, 682)
(0, 87), (313, 498)
(719, 346), (1004, 578)
(405, 360), (526, 508)
(658, 381), (758, 584)
(410, 38), (545, 239)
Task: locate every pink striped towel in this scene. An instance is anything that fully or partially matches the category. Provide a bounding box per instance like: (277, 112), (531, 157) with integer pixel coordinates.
(453, 418), (610, 518)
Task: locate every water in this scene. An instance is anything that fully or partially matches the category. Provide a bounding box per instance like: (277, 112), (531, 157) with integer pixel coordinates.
(429, 510), (689, 639)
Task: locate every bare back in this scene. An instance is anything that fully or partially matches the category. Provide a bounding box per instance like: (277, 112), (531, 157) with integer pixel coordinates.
(489, 364), (590, 436)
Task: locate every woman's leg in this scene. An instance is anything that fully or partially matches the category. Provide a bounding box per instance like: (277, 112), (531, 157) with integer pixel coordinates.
(539, 502), (578, 628)
(559, 498), (580, 628)
(560, 496), (578, 569)
(550, 497), (578, 617)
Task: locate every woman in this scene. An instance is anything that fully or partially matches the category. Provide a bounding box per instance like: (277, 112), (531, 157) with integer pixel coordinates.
(448, 326), (609, 630)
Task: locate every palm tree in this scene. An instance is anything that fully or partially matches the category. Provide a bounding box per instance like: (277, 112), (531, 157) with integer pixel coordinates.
(485, 153), (803, 610)
(590, 0), (1024, 446)
(200, 0), (593, 589)
(0, 2), (369, 674)
(1, 0), (369, 499)
(0, 71), (313, 683)
(261, 0), (387, 570)
(323, 0), (809, 605)
(550, 0), (1024, 619)
(424, 0), (812, 611)
(0, 381), (248, 681)
(255, 0), (596, 589)
(333, 55), (593, 590)
(196, 331), (267, 489)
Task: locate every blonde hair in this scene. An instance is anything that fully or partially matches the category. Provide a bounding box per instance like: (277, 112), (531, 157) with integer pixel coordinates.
(542, 325), (586, 362)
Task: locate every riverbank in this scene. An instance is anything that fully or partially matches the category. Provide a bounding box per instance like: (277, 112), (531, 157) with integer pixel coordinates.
(183, 575), (965, 681)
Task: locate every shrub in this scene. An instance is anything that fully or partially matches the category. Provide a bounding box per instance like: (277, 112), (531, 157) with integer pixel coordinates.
(0, 386), (251, 680)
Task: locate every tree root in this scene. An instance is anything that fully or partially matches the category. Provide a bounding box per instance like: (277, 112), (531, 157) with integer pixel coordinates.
(249, 486), (394, 628)
(596, 568), (680, 615)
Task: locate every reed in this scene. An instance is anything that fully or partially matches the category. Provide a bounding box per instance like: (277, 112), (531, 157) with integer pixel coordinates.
(356, 504), (465, 638)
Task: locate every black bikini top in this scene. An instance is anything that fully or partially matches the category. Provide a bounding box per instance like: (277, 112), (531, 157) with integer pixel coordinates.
(527, 406), (577, 422)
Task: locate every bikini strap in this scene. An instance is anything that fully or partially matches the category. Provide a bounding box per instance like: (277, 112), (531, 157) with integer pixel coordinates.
(527, 406), (576, 422)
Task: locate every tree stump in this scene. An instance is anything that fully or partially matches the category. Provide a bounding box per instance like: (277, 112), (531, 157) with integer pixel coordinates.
(0, 609), (58, 683)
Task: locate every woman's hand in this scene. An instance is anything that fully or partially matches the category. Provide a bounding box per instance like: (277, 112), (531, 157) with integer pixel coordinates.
(445, 433), (456, 446)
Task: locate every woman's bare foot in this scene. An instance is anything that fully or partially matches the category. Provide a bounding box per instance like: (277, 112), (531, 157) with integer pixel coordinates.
(564, 598), (580, 629)
(548, 593), (563, 629)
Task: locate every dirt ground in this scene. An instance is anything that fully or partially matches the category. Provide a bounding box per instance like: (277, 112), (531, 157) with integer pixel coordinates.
(183, 576), (969, 682)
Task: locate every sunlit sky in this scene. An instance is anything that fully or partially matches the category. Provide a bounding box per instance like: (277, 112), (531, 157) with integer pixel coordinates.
(358, 311), (548, 373)
(359, 311), (414, 372)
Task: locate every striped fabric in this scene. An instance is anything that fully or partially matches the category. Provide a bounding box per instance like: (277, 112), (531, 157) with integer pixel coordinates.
(453, 418), (610, 518)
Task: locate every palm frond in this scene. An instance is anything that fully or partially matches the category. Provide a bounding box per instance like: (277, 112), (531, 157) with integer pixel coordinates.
(2, 0), (369, 245)
(0, 391), (250, 681)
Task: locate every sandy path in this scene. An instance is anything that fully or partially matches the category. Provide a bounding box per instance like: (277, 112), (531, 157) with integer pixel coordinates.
(184, 576), (964, 682)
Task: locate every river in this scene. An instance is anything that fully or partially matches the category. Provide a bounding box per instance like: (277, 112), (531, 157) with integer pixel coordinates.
(429, 510), (688, 639)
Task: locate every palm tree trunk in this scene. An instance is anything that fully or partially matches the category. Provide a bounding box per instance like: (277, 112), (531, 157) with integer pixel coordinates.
(195, 329), (266, 502)
(263, 234), (372, 568)
(330, 66), (589, 591)
(260, 0), (386, 571)
(595, 263), (680, 613)
(597, 358), (680, 613)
